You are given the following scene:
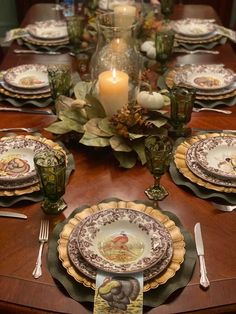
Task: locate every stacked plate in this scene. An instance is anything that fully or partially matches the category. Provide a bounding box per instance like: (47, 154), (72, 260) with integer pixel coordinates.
(165, 64), (236, 102)
(174, 133), (236, 194)
(0, 135), (65, 196)
(24, 19), (69, 46)
(0, 64), (51, 99)
(58, 204), (186, 292)
(171, 18), (221, 44)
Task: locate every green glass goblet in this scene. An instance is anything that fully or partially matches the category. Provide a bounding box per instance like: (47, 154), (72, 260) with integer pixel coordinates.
(155, 30), (175, 74)
(169, 86), (196, 138)
(144, 135), (173, 201)
(66, 16), (85, 54)
(160, 0), (175, 22)
(34, 150), (67, 215)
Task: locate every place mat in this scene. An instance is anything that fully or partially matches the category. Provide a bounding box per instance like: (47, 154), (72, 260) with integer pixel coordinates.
(172, 134), (236, 200)
(0, 136), (75, 207)
(47, 198), (197, 308)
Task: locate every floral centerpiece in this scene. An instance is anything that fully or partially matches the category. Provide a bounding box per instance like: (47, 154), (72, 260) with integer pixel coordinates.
(45, 81), (171, 168)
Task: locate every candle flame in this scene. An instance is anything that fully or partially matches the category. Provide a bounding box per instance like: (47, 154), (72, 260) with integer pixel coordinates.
(112, 68), (117, 83)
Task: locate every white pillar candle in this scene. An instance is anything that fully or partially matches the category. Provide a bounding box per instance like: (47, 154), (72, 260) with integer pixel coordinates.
(114, 5), (136, 27)
(98, 69), (129, 117)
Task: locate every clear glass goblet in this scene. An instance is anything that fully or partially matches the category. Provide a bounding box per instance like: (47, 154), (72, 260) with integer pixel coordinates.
(155, 29), (175, 74)
(145, 135), (173, 201)
(34, 150), (67, 215)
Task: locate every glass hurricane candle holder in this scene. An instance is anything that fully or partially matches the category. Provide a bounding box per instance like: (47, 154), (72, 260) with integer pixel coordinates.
(90, 12), (141, 116)
(169, 86), (196, 138)
(145, 135), (173, 201)
(34, 150), (67, 215)
(155, 29), (175, 74)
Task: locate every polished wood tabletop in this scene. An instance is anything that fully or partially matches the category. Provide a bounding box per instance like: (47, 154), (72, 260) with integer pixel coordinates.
(0, 4), (235, 314)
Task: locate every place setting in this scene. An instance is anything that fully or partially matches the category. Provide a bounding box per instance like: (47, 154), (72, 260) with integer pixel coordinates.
(164, 64), (236, 108)
(0, 133), (75, 207)
(47, 197), (197, 311)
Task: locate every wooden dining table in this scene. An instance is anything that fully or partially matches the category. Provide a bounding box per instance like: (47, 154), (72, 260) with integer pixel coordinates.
(0, 3), (235, 314)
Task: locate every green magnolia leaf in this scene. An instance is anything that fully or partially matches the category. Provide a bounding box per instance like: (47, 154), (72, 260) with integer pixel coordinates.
(113, 151), (137, 168)
(59, 108), (88, 125)
(44, 121), (72, 134)
(85, 95), (106, 119)
(84, 118), (112, 137)
(162, 94), (171, 106)
(61, 116), (84, 133)
(128, 133), (145, 140)
(98, 118), (115, 136)
(109, 136), (132, 152)
(147, 117), (167, 128)
(74, 81), (93, 100)
(131, 141), (146, 165)
(80, 132), (110, 147)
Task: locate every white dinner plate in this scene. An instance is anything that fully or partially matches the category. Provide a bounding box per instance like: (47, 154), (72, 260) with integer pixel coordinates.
(27, 19), (68, 40)
(4, 64), (49, 90)
(171, 18), (216, 37)
(174, 65), (235, 91)
(194, 136), (236, 180)
(76, 208), (171, 274)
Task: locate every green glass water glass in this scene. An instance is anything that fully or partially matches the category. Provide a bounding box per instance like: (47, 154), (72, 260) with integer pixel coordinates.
(47, 64), (71, 101)
(144, 135), (173, 201)
(155, 30), (175, 74)
(160, 0), (175, 21)
(169, 86), (196, 138)
(34, 150), (67, 215)
(66, 16), (85, 53)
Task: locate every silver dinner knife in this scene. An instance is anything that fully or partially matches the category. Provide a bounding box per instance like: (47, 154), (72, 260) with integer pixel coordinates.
(14, 49), (61, 55)
(194, 223), (210, 288)
(0, 211), (27, 219)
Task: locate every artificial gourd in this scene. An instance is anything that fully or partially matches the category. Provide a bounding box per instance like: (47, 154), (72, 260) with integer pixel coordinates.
(137, 91), (164, 110)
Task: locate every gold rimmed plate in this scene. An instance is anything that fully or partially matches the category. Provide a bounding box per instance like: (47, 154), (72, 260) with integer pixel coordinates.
(58, 200), (186, 292)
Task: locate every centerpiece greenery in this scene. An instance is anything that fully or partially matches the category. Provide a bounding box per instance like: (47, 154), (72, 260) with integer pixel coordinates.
(45, 81), (171, 168)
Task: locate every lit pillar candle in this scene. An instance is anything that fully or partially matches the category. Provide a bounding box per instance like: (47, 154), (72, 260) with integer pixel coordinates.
(98, 69), (129, 117)
(114, 5), (136, 27)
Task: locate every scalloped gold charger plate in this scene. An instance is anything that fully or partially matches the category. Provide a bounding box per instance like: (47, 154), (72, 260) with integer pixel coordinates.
(23, 35), (69, 47)
(174, 133), (236, 193)
(0, 86), (50, 100)
(165, 68), (236, 101)
(58, 200), (186, 292)
(0, 135), (65, 196)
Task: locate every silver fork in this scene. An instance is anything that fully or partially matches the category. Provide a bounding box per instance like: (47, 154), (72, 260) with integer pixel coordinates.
(0, 127), (40, 133)
(32, 220), (49, 279)
(193, 108), (232, 114)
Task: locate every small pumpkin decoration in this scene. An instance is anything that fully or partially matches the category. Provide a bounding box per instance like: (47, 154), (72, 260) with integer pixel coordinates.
(137, 91), (164, 110)
(140, 40), (156, 59)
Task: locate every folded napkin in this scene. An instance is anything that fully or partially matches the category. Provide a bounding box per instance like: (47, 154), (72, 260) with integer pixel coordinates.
(215, 26), (236, 43)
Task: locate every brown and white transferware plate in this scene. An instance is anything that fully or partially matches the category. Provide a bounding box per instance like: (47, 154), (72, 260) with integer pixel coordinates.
(0, 136), (55, 187)
(171, 18), (216, 38)
(174, 65), (235, 91)
(194, 136), (236, 180)
(0, 81), (50, 95)
(4, 64), (49, 90)
(185, 141), (236, 187)
(27, 20), (68, 40)
(76, 207), (171, 274)
(68, 219), (173, 281)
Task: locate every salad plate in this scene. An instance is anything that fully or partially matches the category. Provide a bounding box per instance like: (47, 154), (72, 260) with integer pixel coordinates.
(194, 136), (236, 180)
(4, 64), (49, 90)
(68, 220), (173, 281)
(27, 20), (68, 40)
(173, 65), (235, 91)
(185, 141), (236, 187)
(171, 18), (216, 37)
(76, 208), (171, 274)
